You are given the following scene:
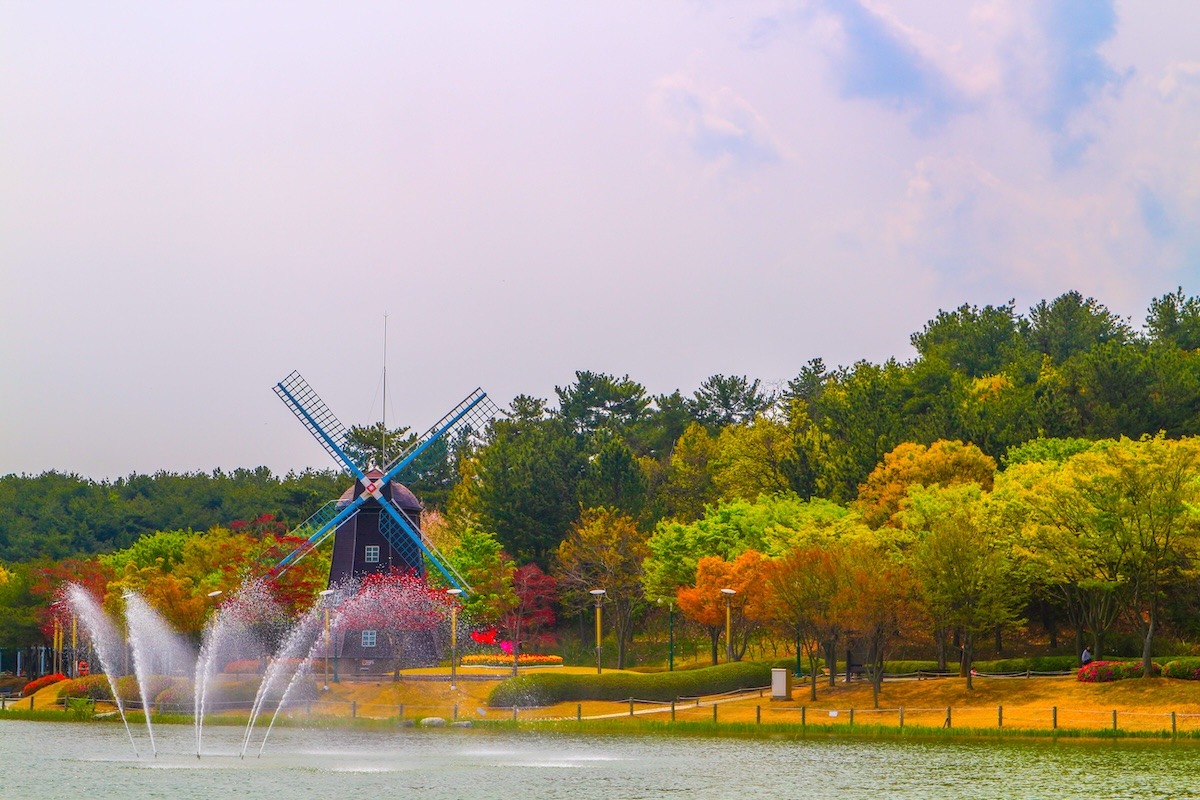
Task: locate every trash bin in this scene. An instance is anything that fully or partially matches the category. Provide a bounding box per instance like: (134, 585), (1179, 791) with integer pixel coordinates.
(771, 668), (793, 700)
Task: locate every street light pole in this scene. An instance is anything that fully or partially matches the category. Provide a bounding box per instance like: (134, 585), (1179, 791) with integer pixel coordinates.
(721, 588), (736, 664)
(658, 597), (675, 672)
(447, 589), (462, 691)
(319, 590), (334, 691)
(668, 600), (675, 672)
(590, 589), (606, 674)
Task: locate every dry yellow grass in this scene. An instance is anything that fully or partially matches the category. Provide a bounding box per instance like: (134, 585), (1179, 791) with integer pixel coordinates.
(25, 669), (1200, 735)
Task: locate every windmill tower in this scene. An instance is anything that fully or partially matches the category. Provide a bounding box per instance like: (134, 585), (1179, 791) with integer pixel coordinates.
(270, 370), (498, 591)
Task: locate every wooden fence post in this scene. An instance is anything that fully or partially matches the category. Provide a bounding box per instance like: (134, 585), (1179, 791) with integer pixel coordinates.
(1052, 706), (1057, 729)
(1112, 710), (1117, 731)
(998, 706), (1003, 728)
(756, 705), (761, 724)
(899, 706), (904, 730)
(712, 705), (718, 724)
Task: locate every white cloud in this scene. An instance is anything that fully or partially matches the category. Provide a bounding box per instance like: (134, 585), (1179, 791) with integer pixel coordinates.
(650, 73), (790, 172)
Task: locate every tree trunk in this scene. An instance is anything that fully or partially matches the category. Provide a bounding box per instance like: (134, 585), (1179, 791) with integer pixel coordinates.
(1142, 607), (1157, 678)
(824, 639), (838, 687)
(708, 627), (719, 665)
(963, 633), (975, 691)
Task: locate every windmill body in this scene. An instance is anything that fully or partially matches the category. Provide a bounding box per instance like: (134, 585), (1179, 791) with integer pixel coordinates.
(328, 468), (425, 585)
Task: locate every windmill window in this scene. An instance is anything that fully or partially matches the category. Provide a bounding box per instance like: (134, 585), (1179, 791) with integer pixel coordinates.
(364, 545), (380, 563)
(362, 630), (377, 648)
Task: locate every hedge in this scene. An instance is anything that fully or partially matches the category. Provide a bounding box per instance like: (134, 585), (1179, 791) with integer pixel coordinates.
(487, 661), (771, 708)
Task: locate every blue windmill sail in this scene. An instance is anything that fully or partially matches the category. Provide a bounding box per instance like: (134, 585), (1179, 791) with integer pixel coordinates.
(269, 371), (499, 593)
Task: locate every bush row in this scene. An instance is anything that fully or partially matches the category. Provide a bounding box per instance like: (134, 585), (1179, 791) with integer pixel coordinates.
(771, 655), (1081, 676)
(1078, 660), (1161, 682)
(1162, 658), (1200, 680)
(487, 661), (772, 708)
(53, 674), (293, 711)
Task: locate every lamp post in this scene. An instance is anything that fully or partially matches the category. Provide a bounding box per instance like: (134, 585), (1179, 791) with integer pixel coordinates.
(319, 590), (334, 691)
(658, 598), (675, 672)
(590, 589), (606, 674)
(446, 589), (462, 691)
(721, 588), (736, 663)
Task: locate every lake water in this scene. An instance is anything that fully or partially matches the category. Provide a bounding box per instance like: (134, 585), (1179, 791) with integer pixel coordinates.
(3, 720), (1199, 799)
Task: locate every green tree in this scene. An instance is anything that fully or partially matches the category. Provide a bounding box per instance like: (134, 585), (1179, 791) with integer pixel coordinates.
(911, 301), (1023, 378)
(555, 371), (651, 440)
(901, 483), (1025, 688)
(1026, 291), (1132, 363)
(688, 374), (774, 431)
(468, 398), (584, 567)
(554, 507), (649, 669)
(1146, 287), (1200, 350)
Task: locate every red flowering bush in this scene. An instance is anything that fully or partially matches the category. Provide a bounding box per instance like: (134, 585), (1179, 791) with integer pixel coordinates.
(22, 673), (66, 696)
(1078, 660), (1160, 682)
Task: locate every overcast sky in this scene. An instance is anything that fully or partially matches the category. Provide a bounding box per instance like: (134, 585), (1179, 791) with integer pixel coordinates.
(3, 0), (1199, 480)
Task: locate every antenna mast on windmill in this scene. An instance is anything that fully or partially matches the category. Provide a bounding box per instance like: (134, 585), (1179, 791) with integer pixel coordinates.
(381, 312), (388, 466)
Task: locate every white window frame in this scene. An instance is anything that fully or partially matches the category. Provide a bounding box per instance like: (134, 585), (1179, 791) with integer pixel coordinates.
(361, 630), (377, 648)
(364, 545), (380, 563)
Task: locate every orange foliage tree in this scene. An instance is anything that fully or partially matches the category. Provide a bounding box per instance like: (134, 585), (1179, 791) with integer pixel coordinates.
(762, 545), (846, 699)
(854, 440), (996, 528)
(676, 550), (768, 664)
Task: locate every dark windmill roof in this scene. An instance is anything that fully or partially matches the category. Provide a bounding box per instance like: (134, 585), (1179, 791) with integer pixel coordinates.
(336, 468), (422, 512)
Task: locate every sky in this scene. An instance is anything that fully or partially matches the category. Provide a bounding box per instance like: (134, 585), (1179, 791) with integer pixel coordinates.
(3, 0), (1199, 480)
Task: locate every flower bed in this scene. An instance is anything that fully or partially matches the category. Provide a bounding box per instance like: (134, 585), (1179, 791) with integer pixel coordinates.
(22, 673), (66, 697)
(462, 653), (563, 668)
(1078, 660), (1160, 682)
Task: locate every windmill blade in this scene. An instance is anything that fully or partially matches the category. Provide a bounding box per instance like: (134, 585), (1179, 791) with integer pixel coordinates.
(382, 388), (499, 484)
(377, 498), (471, 592)
(271, 495), (367, 576)
(274, 371), (365, 478)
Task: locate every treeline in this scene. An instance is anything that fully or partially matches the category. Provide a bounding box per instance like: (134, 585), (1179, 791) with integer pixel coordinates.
(461, 288), (1200, 566)
(0, 468), (343, 562)
(4, 288), (1200, 567)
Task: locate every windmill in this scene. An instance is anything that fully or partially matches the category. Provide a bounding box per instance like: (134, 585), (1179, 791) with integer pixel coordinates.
(270, 370), (499, 592)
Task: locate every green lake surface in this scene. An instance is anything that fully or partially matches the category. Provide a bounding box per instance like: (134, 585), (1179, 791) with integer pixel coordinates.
(3, 719), (1199, 799)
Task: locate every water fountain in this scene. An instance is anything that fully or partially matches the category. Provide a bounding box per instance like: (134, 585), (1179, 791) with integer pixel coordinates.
(62, 573), (464, 761)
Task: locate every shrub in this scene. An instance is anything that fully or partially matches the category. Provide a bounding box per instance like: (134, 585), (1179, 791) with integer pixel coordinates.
(1078, 660), (1159, 683)
(487, 661), (771, 708)
(223, 660), (265, 675)
(58, 675), (114, 702)
(1162, 658), (1200, 680)
(462, 654), (563, 668)
(22, 673), (66, 696)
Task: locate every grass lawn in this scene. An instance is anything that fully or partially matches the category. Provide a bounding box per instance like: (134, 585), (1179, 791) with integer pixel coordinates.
(18, 668), (1200, 738)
